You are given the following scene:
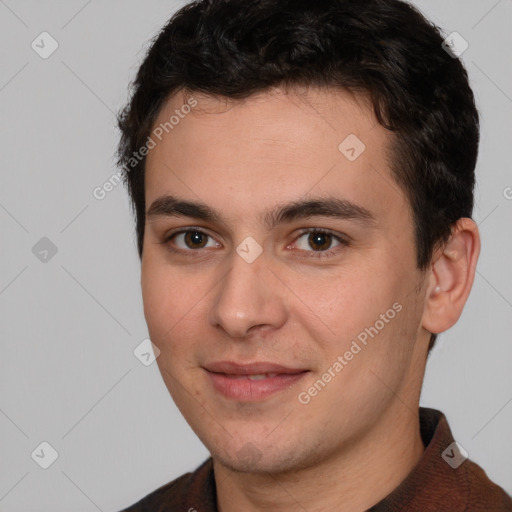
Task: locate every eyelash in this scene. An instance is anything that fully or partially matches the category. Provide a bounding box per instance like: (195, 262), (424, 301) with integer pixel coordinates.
(161, 227), (350, 259)
(291, 228), (350, 258)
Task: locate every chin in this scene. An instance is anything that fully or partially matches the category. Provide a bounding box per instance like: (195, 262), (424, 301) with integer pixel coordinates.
(211, 437), (321, 475)
(214, 452), (288, 475)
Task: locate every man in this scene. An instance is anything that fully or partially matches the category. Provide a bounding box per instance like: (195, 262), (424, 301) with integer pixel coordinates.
(116, 0), (511, 510)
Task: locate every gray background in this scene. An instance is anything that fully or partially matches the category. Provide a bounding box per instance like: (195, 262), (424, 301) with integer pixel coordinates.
(0, 0), (510, 510)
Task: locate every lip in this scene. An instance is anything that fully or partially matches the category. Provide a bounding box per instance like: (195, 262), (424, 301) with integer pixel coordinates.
(203, 361), (309, 401)
(204, 361), (307, 375)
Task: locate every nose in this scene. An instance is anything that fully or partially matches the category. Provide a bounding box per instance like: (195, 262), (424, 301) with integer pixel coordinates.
(208, 247), (288, 339)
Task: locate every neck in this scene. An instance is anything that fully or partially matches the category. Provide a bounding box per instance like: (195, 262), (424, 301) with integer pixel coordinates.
(214, 404), (425, 512)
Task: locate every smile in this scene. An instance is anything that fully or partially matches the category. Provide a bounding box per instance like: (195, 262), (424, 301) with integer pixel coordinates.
(203, 361), (309, 401)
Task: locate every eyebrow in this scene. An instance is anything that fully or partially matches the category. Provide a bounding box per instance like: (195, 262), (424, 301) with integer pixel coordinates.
(146, 194), (377, 229)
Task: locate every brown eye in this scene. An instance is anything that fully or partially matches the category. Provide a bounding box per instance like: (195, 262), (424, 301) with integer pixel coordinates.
(184, 231), (208, 249)
(307, 232), (333, 251)
(292, 229), (349, 258)
(165, 229), (219, 252)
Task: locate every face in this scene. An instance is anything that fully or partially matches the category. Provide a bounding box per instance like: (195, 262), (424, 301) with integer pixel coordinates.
(142, 87), (431, 474)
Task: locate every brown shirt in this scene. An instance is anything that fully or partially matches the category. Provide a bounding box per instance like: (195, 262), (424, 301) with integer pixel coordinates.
(120, 408), (512, 511)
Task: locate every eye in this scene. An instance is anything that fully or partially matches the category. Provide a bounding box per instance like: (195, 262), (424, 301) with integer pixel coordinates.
(292, 229), (349, 256)
(164, 229), (220, 252)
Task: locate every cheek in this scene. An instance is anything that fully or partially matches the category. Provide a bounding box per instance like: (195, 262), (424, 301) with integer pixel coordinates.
(141, 257), (205, 346)
(142, 266), (208, 400)
(291, 261), (419, 375)
(288, 265), (390, 340)
(141, 260), (169, 336)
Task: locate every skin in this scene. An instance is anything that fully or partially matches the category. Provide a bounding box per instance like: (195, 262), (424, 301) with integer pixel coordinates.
(141, 86), (480, 512)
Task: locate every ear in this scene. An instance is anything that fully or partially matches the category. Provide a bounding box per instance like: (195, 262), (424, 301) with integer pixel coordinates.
(422, 218), (481, 334)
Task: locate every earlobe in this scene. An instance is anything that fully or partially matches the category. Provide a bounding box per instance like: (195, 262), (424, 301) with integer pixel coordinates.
(422, 218), (481, 335)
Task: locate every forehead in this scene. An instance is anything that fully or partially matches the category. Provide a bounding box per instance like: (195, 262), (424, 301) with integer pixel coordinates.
(144, 87), (409, 231)
(152, 86), (378, 154)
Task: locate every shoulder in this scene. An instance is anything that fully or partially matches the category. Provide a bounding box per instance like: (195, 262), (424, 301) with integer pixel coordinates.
(457, 456), (512, 510)
(119, 472), (193, 512)
(419, 408), (512, 510)
(118, 458), (215, 512)
(428, 409), (512, 510)
(371, 408), (512, 511)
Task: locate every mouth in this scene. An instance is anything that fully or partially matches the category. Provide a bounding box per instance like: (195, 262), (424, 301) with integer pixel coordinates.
(203, 361), (309, 401)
